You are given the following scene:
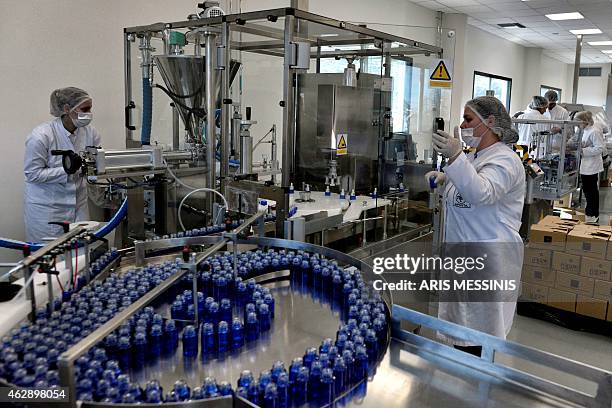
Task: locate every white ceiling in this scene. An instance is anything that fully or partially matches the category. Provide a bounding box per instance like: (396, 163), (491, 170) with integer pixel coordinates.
(411, 0), (612, 64)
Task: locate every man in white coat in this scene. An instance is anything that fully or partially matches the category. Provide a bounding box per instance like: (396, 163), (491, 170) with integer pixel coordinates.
(427, 96), (525, 356)
(517, 96), (549, 158)
(23, 87), (101, 242)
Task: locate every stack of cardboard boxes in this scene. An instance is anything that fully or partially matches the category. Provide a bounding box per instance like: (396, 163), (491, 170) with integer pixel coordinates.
(522, 215), (612, 321)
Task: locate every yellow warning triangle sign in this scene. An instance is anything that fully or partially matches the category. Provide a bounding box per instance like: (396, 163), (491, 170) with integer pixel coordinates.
(337, 135), (347, 149)
(430, 60), (451, 81)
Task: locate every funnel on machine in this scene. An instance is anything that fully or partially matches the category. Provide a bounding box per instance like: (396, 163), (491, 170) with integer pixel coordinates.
(154, 55), (241, 143)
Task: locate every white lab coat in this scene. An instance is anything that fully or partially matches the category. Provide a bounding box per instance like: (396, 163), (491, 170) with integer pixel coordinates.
(438, 142), (525, 346)
(577, 125), (604, 176)
(543, 104), (570, 122)
(24, 118), (101, 242)
(517, 108), (547, 149)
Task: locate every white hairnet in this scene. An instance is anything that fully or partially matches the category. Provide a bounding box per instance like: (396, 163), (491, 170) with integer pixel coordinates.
(49, 87), (91, 117)
(544, 89), (558, 102)
(575, 110), (594, 126)
(529, 95), (548, 110)
(465, 96), (518, 144)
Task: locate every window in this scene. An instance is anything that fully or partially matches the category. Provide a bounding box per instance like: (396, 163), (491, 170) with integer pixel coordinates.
(579, 67), (601, 77)
(540, 85), (562, 102)
(472, 71), (512, 111)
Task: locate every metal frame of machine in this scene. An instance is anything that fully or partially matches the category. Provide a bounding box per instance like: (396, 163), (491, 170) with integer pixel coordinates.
(121, 7), (443, 241)
(511, 118), (583, 203)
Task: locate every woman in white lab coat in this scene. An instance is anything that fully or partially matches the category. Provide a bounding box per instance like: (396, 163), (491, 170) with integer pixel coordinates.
(23, 87), (101, 242)
(426, 96), (525, 356)
(574, 111), (605, 223)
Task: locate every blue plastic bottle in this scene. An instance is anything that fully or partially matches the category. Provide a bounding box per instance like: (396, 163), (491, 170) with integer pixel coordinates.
(293, 366), (309, 405)
(116, 336), (131, 371)
(263, 383), (278, 408)
(271, 361), (286, 383)
(245, 312), (259, 342)
(231, 318), (244, 349)
(173, 379), (191, 401)
(218, 381), (233, 396)
(201, 323), (215, 355)
(258, 303), (271, 332)
(217, 321), (229, 353)
(203, 376), (219, 397)
(247, 380), (260, 405)
(220, 299), (232, 323)
(208, 302), (220, 326)
(149, 324), (162, 359)
(308, 360), (323, 401)
(171, 300), (184, 321)
(276, 372), (289, 408)
(182, 325), (198, 357)
(354, 345), (369, 382)
(342, 350), (354, 387)
(333, 357), (346, 396)
(163, 320), (178, 354)
(320, 367), (334, 405)
(303, 347), (317, 369)
(237, 370), (254, 389)
(288, 357), (303, 385)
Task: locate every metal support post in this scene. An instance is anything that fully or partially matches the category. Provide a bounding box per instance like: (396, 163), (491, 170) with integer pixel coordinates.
(205, 32), (218, 217)
(572, 35), (582, 104)
(220, 22), (232, 194)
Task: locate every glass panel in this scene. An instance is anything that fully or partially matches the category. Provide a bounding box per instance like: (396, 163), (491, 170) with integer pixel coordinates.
(490, 77), (510, 110)
(473, 74), (490, 98)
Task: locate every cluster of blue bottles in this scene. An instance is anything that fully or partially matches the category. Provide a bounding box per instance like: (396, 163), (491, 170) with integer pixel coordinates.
(236, 362), (291, 408)
(0, 258), (182, 400)
(84, 248), (121, 289)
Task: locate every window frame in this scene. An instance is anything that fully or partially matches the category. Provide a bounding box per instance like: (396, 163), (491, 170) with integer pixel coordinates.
(540, 85), (562, 101)
(472, 71), (512, 111)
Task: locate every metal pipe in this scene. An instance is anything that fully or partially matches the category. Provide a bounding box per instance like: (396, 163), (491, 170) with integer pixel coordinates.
(205, 32), (218, 216)
(282, 15), (296, 188)
(172, 103), (180, 150)
(240, 133), (253, 174)
(572, 35), (582, 104)
(124, 33), (133, 143)
(221, 22), (232, 193)
(271, 124), (278, 184)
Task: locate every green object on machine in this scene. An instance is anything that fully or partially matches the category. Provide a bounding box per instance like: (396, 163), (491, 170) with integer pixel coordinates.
(168, 31), (186, 47)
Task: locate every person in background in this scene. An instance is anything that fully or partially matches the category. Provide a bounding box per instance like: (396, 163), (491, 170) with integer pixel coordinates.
(517, 96), (549, 155)
(543, 89), (569, 135)
(23, 87), (101, 242)
(573, 111), (604, 224)
(426, 96), (525, 356)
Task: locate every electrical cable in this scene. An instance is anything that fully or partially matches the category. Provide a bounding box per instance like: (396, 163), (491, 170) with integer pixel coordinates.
(177, 188), (229, 231)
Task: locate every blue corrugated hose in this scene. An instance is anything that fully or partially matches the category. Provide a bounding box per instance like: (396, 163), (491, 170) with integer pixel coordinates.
(0, 198), (128, 251)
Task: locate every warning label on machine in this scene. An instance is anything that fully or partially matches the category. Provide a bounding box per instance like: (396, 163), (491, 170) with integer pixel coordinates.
(337, 134), (348, 155)
(429, 60), (452, 88)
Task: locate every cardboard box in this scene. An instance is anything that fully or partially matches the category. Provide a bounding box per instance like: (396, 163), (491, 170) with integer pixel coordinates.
(565, 228), (611, 259)
(529, 224), (570, 250)
(580, 257), (612, 280)
(608, 303), (612, 322)
(523, 247), (552, 269)
(576, 296), (607, 319)
(552, 251), (581, 275)
(522, 265), (556, 286)
(520, 281), (548, 303)
(547, 288), (577, 312)
(538, 215), (562, 225)
(555, 271), (595, 296)
(593, 279), (612, 301)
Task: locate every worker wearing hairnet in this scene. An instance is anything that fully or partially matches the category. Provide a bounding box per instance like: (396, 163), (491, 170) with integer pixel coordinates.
(517, 95), (549, 157)
(543, 90), (569, 134)
(425, 96), (525, 356)
(23, 87), (101, 242)
(573, 111), (604, 223)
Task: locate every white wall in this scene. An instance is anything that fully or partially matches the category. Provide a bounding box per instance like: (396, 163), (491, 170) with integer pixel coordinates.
(574, 64), (611, 107)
